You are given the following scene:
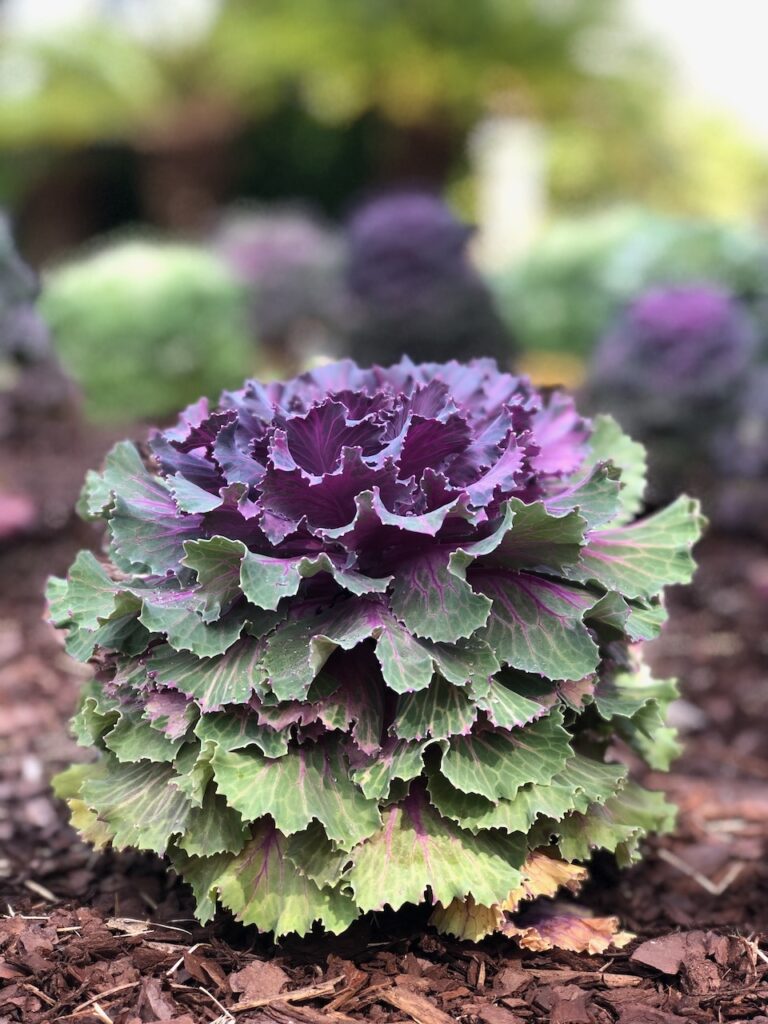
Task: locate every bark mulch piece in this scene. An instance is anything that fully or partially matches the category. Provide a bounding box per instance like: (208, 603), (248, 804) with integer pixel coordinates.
(1, 432), (767, 1024)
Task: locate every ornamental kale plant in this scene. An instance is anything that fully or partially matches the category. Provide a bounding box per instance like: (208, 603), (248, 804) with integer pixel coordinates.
(49, 358), (703, 945)
(585, 284), (759, 504)
(41, 240), (252, 423)
(344, 194), (513, 366)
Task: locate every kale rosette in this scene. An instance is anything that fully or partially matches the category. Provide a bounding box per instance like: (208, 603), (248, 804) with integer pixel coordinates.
(49, 358), (704, 944)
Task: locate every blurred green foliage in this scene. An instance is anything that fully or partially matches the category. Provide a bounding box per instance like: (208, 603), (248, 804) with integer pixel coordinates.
(40, 239), (254, 423)
(0, 2), (652, 134)
(0, 1), (677, 212)
(492, 207), (768, 359)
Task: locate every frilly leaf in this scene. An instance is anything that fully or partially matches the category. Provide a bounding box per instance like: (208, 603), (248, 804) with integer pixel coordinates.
(348, 791), (526, 912)
(148, 639), (268, 712)
(587, 415), (647, 525)
(473, 571), (600, 681)
(392, 677), (476, 741)
(178, 822), (359, 937)
(79, 757), (194, 853)
(565, 496), (705, 600)
(211, 741), (381, 846)
(440, 710), (572, 802)
(389, 549), (491, 644)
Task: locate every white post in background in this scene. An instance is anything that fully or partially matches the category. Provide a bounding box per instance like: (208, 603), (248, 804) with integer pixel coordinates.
(469, 115), (547, 272)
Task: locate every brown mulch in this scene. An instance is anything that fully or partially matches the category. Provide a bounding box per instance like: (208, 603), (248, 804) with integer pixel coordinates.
(1, 426), (767, 1023)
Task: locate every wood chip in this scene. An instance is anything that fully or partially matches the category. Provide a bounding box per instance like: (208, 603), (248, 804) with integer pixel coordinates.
(380, 984), (455, 1024)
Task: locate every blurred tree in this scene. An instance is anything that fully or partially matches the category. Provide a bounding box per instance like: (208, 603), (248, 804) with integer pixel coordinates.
(4, 0), (764, 255)
(0, 0), (673, 248)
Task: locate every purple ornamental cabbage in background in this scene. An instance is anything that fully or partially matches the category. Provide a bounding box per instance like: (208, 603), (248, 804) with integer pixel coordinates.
(344, 193), (514, 366)
(49, 358), (702, 945)
(215, 208), (346, 370)
(585, 283), (760, 503)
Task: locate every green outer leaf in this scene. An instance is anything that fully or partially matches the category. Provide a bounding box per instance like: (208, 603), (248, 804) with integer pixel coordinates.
(173, 741), (214, 807)
(350, 739), (432, 800)
(586, 591), (668, 643)
(204, 822), (359, 936)
(545, 462), (622, 529)
(262, 598), (384, 701)
(472, 673), (557, 729)
(46, 550), (138, 631)
(71, 682), (120, 746)
(440, 710), (572, 801)
(536, 782), (676, 866)
(177, 823), (360, 937)
(241, 549), (392, 611)
(148, 638), (267, 711)
(80, 757), (193, 853)
(473, 570), (599, 680)
(194, 709), (289, 757)
(170, 474), (223, 514)
(52, 762), (98, 801)
(110, 494), (204, 575)
(212, 742), (381, 846)
(392, 677), (476, 741)
(588, 415), (647, 524)
(240, 548), (311, 610)
(139, 592), (245, 658)
(63, 614), (145, 662)
(178, 786), (249, 858)
(182, 537), (246, 622)
(564, 496), (704, 600)
(104, 709), (186, 763)
(427, 638), (500, 687)
(427, 754), (627, 834)
(478, 499), (587, 573)
(389, 551), (491, 643)
(594, 668), (678, 722)
(78, 441), (153, 518)
(283, 820), (352, 888)
(348, 796), (526, 912)
(595, 666), (681, 771)
(84, 442), (205, 575)
(374, 618), (434, 694)
(170, 848), (230, 924)
(374, 625), (499, 697)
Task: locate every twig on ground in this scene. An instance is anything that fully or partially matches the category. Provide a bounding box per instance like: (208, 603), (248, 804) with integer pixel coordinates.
(201, 986), (235, 1023)
(166, 941), (202, 976)
(22, 982), (56, 1007)
(230, 975), (345, 1013)
(24, 879), (58, 901)
(61, 980), (140, 1018)
(657, 848), (744, 895)
(90, 1004), (113, 1024)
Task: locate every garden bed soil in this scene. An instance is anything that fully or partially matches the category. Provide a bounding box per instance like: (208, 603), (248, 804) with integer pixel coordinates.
(1, 427), (767, 1023)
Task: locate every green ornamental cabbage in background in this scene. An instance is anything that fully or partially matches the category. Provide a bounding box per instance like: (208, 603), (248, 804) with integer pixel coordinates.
(493, 207), (768, 359)
(41, 240), (253, 422)
(49, 359), (704, 945)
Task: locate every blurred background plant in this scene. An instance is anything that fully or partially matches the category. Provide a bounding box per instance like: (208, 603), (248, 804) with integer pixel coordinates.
(582, 281), (768, 535)
(583, 284), (760, 495)
(213, 205), (347, 375)
(491, 208), (768, 373)
(0, 214), (75, 437)
(40, 239), (253, 422)
(342, 192), (514, 366)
